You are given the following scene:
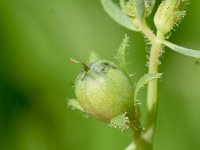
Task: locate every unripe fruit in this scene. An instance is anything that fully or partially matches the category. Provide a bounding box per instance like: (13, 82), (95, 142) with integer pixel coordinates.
(74, 60), (135, 122)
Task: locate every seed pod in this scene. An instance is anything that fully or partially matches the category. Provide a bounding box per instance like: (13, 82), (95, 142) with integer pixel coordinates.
(154, 0), (188, 35)
(74, 60), (135, 122)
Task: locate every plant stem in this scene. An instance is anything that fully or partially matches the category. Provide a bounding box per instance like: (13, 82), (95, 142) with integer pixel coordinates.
(133, 129), (153, 150)
(131, 22), (164, 150)
(145, 31), (164, 145)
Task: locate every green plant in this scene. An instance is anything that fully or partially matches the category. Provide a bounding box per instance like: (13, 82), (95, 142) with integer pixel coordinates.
(68, 0), (200, 149)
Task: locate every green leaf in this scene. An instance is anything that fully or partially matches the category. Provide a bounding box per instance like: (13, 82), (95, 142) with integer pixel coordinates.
(67, 99), (85, 112)
(89, 51), (99, 63)
(135, 0), (144, 20)
(115, 34), (129, 74)
(109, 113), (130, 131)
(101, 0), (139, 31)
(119, 0), (125, 9)
(124, 142), (136, 150)
(164, 41), (200, 58)
(134, 73), (163, 103)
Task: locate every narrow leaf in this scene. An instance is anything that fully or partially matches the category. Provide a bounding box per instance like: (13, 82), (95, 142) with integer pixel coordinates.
(134, 73), (163, 103)
(67, 99), (85, 112)
(164, 41), (200, 58)
(116, 34), (129, 74)
(101, 0), (139, 31)
(109, 113), (130, 131)
(135, 0), (144, 20)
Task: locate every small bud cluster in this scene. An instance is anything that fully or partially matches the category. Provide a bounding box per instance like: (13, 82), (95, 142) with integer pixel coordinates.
(120, 0), (155, 18)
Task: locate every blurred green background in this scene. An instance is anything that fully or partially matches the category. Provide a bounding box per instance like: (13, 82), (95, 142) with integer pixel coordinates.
(0, 0), (200, 150)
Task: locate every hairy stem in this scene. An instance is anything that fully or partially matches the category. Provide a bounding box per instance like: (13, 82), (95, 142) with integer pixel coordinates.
(145, 32), (163, 144)
(131, 22), (164, 150)
(144, 29), (164, 148)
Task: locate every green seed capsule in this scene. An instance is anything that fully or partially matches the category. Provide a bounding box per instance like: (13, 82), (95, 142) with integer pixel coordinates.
(75, 60), (135, 122)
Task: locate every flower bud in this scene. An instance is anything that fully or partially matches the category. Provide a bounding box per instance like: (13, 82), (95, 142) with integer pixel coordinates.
(121, 0), (155, 18)
(75, 60), (135, 122)
(154, 0), (188, 34)
(121, 0), (136, 18)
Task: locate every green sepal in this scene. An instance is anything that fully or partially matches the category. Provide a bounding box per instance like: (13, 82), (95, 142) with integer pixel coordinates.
(144, 0), (155, 17)
(164, 41), (200, 58)
(115, 34), (129, 75)
(109, 113), (130, 131)
(173, 11), (186, 23)
(67, 98), (85, 112)
(101, 0), (140, 31)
